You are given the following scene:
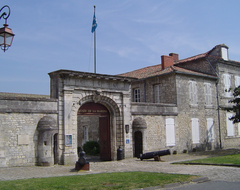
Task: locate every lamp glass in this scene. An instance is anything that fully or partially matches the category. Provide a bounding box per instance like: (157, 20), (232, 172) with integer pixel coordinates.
(0, 32), (13, 46)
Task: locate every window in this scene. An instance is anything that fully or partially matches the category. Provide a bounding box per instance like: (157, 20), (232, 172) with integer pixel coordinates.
(221, 47), (229, 61)
(166, 118), (175, 146)
(226, 113), (234, 136)
(223, 74), (231, 97)
(235, 76), (240, 88)
(207, 118), (214, 142)
(191, 118), (199, 143)
(154, 84), (161, 103)
(189, 81), (198, 105)
(134, 88), (140, 102)
(204, 83), (212, 105)
(83, 126), (89, 144)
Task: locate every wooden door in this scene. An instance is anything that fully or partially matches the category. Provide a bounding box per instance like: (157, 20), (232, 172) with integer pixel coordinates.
(99, 116), (111, 161)
(53, 133), (58, 164)
(134, 131), (143, 158)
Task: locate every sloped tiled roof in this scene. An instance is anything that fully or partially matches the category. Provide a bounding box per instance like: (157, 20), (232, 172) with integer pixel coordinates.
(118, 64), (162, 79)
(174, 52), (208, 64)
(119, 65), (217, 79)
(119, 45), (227, 80)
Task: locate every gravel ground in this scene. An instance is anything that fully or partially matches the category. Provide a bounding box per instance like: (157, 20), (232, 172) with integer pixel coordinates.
(0, 149), (240, 182)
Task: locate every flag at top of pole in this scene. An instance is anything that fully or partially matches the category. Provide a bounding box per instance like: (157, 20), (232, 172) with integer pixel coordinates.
(91, 5), (97, 33)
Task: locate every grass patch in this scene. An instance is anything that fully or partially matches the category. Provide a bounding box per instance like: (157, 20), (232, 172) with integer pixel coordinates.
(174, 153), (240, 165)
(0, 172), (197, 190)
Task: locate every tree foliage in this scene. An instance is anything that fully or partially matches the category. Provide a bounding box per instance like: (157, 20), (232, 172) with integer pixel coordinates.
(226, 86), (240, 123)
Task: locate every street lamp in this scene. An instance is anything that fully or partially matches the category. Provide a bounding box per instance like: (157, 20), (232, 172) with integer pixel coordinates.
(0, 5), (14, 52)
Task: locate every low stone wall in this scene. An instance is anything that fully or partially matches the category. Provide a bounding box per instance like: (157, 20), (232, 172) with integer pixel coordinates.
(0, 93), (58, 167)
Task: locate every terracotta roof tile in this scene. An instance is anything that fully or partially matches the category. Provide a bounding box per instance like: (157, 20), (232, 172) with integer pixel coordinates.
(118, 64), (162, 79)
(119, 64), (216, 79)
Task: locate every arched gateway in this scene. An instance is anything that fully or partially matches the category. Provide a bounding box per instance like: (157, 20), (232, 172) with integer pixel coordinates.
(48, 70), (134, 165)
(78, 102), (111, 161)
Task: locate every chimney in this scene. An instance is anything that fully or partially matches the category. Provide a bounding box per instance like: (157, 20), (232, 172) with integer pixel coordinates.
(169, 53), (179, 62)
(161, 53), (179, 70)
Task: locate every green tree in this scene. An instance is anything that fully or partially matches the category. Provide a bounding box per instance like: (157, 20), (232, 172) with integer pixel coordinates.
(226, 86), (240, 123)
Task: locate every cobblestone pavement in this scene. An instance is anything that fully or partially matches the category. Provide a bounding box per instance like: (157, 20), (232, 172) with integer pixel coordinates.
(0, 152), (240, 182)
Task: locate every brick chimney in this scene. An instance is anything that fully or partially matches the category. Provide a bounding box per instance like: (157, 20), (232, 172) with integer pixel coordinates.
(161, 53), (179, 70)
(169, 53), (179, 62)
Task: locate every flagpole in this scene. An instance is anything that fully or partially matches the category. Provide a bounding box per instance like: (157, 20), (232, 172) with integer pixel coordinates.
(93, 5), (96, 73)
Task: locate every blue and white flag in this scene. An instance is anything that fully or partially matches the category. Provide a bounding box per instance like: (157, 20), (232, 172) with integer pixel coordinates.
(91, 13), (97, 33)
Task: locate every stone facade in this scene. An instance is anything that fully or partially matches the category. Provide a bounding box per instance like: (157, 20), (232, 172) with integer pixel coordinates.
(48, 70), (134, 164)
(0, 94), (57, 167)
(1, 44), (240, 168)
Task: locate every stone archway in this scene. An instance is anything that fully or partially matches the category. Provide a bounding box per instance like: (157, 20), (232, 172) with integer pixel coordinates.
(78, 102), (111, 161)
(75, 94), (123, 161)
(132, 117), (147, 157)
(37, 116), (58, 166)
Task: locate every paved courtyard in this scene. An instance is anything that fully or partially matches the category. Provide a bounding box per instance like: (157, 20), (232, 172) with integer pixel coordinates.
(0, 150), (240, 182)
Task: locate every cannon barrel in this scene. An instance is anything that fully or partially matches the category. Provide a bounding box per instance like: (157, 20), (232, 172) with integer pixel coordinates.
(139, 149), (170, 160)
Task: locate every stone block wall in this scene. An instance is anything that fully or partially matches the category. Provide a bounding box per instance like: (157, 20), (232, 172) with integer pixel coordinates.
(49, 70), (133, 163)
(176, 74), (220, 151)
(0, 95), (58, 167)
(217, 61), (240, 148)
(131, 73), (176, 104)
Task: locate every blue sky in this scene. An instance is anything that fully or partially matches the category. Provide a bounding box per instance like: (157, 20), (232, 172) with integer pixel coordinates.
(1, 0), (240, 95)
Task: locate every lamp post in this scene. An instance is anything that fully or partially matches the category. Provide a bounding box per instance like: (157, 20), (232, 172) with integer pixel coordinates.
(0, 5), (14, 52)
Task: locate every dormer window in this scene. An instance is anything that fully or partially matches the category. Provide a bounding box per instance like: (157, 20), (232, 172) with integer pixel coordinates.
(221, 46), (228, 60)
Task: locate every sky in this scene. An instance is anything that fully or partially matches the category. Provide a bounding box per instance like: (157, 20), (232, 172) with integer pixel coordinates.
(1, 0), (240, 95)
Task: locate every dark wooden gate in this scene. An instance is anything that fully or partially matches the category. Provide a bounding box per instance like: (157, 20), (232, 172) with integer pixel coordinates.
(134, 131), (143, 158)
(99, 116), (111, 161)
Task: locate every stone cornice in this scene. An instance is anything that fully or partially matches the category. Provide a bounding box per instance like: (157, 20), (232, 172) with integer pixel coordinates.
(48, 69), (136, 82)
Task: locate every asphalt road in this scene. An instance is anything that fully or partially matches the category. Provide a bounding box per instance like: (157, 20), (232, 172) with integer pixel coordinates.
(163, 181), (240, 190)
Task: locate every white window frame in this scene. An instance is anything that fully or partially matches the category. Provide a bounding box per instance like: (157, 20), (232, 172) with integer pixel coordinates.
(191, 118), (199, 144)
(204, 83), (212, 105)
(226, 113), (234, 136)
(207, 118), (214, 142)
(221, 47), (229, 61)
(223, 74), (231, 97)
(189, 81), (198, 105)
(166, 118), (175, 146)
(154, 84), (161, 103)
(134, 88), (140, 102)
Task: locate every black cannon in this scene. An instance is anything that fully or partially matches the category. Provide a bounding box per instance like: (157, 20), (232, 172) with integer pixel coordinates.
(75, 148), (89, 171)
(138, 149), (171, 161)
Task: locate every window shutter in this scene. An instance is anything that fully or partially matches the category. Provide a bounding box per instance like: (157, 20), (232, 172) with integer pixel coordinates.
(204, 83), (207, 104)
(226, 113), (234, 136)
(192, 118), (199, 143)
(223, 74), (231, 97)
(204, 83), (212, 105)
(166, 118), (175, 146)
(189, 81), (197, 104)
(235, 76), (240, 87)
(207, 118), (214, 142)
(189, 81), (193, 102)
(208, 84), (212, 104)
(193, 82), (198, 104)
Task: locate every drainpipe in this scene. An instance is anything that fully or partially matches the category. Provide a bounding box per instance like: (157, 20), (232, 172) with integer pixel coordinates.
(206, 57), (222, 149)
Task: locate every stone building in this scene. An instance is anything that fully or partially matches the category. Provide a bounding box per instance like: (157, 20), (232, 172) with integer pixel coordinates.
(0, 44), (240, 167)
